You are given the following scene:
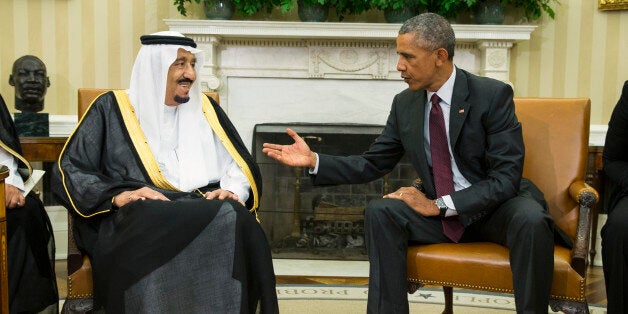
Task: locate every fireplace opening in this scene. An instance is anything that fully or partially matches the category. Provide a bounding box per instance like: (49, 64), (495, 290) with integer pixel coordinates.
(253, 123), (417, 260)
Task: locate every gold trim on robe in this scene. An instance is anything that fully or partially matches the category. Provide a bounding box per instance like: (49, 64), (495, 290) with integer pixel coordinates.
(58, 90), (259, 218)
(200, 96), (260, 212)
(57, 90), (111, 218)
(113, 90), (180, 191)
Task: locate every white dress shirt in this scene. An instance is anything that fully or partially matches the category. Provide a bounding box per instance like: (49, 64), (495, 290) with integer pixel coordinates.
(0, 147), (25, 191)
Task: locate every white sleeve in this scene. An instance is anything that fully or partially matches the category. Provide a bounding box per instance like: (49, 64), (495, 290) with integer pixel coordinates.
(220, 158), (250, 202)
(0, 147), (25, 191)
(308, 153), (320, 175)
(442, 195), (458, 217)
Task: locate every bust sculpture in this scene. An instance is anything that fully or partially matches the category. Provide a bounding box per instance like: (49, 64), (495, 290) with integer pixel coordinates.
(9, 55), (50, 113)
(9, 55), (51, 137)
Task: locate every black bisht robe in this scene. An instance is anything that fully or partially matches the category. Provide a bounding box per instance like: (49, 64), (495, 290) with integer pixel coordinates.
(0, 94), (58, 313)
(52, 91), (277, 313)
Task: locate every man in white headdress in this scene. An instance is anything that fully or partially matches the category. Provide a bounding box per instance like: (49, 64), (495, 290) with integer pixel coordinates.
(52, 31), (278, 313)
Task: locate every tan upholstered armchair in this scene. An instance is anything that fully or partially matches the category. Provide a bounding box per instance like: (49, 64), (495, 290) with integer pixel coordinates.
(406, 98), (598, 313)
(62, 89), (220, 313)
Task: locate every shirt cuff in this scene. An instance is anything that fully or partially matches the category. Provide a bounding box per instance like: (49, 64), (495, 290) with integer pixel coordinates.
(4, 168), (25, 192)
(233, 187), (250, 203)
(442, 195), (458, 217)
(308, 153), (320, 175)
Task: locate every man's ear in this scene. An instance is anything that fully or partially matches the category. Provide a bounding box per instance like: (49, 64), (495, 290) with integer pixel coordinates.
(46, 77), (51, 87)
(435, 48), (449, 66)
(8, 75), (14, 86)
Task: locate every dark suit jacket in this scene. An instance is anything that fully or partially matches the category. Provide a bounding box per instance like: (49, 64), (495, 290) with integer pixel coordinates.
(603, 80), (628, 213)
(313, 68), (525, 227)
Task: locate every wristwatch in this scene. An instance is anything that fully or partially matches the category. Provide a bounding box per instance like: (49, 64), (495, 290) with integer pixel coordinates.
(434, 197), (448, 217)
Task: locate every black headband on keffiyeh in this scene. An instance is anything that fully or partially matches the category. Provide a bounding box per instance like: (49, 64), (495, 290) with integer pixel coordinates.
(140, 35), (197, 48)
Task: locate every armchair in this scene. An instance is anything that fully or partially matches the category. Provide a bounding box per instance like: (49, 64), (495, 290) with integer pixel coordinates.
(62, 89), (220, 313)
(406, 98), (597, 313)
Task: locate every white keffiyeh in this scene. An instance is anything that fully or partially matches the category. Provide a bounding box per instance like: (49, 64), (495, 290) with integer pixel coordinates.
(126, 31), (249, 200)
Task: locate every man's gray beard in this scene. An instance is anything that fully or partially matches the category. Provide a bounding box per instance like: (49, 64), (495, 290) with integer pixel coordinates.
(174, 95), (190, 104)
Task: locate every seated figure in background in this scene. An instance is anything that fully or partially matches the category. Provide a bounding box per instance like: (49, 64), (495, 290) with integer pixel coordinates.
(0, 93), (58, 313)
(52, 31), (278, 313)
(601, 80), (628, 314)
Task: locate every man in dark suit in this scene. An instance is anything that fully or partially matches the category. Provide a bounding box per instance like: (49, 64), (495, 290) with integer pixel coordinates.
(601, 80), (628, 314)
(263, 13), (559, 313)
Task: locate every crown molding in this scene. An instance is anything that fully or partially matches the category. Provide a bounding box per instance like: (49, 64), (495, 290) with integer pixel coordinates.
(164, 19), (537, 42)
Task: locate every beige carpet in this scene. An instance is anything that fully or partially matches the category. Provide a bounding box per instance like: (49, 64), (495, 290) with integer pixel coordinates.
(277, 285), (607, 314)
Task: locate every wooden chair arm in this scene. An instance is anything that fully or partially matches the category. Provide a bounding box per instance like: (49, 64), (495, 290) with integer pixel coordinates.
(66, 213), (84, 275)
(568, 180), (598, 277)
(568, 180), (599, 203)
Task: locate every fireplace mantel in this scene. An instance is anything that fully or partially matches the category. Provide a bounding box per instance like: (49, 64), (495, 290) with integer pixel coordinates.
(164, 19), (536, 41)
(165, 19), (537, 149)
(166, 20), (536, 89)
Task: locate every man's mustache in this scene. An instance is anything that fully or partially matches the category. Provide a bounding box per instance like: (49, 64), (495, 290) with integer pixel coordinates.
(177, 78), (193, 84)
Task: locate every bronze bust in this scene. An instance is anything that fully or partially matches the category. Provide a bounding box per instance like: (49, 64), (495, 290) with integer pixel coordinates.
(9, 55), (50, 113)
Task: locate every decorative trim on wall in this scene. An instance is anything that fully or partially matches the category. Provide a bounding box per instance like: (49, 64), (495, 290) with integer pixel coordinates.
(163, 20), (537, 41)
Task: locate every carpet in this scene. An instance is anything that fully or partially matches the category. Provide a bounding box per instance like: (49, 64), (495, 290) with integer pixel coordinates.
(277, 285), (607, 313)
(57, 285), (607, 313)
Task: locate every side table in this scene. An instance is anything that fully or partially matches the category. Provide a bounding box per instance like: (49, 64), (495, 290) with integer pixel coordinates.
(19, 137), (67, 162)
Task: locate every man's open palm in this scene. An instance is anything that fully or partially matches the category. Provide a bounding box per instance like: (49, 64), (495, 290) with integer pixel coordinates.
(262, 128), (317, 168)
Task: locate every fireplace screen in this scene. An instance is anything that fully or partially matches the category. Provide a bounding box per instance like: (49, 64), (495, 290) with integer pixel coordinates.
(253, 123), (416, 260)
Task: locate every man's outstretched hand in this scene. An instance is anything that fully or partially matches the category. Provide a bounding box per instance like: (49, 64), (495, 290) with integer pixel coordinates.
(262, 128), (318, 168)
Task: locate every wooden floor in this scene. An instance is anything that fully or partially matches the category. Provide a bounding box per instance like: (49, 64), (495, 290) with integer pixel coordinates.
(55, 262), (608, 306)
(583, 265), (607, 306)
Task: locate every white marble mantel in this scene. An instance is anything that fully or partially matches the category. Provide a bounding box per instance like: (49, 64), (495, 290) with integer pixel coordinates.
(166, 19), (536, 87)
(164, 19), (536, 40)
(165, 20), (539, 150)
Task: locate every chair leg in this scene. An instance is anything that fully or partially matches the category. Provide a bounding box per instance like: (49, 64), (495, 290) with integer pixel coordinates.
(442, 286), (453, 314)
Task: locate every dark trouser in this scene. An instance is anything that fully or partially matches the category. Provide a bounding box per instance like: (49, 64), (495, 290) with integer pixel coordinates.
(602, 195), (628, 314)
(7, 194), (58, 314)
(364, 196), (555, 314)
(92, 198), (278, 313)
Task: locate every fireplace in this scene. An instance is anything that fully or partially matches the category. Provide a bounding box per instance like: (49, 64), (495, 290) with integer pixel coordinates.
(253, 123), (417, 260)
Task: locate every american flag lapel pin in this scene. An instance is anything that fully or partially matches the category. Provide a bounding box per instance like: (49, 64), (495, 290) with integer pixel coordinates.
(459, 108), (465, 114)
